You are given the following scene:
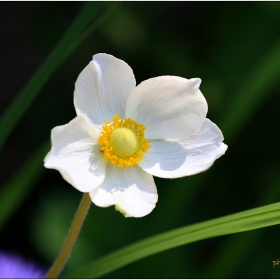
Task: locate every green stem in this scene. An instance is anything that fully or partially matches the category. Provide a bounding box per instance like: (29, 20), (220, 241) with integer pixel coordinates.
(45, 193), (91, 279)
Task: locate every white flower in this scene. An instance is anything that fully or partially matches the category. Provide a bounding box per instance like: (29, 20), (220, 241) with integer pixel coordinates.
(44, 53), (227, 218)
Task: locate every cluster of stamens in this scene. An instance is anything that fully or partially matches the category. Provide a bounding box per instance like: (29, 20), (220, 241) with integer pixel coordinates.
(98, 114), (151, 167)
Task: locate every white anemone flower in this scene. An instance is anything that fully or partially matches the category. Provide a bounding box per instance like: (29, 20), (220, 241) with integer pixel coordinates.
(44, 53), (227, 218)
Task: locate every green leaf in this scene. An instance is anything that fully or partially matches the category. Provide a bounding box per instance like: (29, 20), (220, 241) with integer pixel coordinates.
(64, 202), (280, 278)
(0, 2), (120, 151)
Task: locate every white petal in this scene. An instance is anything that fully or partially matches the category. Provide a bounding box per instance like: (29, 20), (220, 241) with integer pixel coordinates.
(125, 76), (207, 139)
(44, 116), (107, 192)
(89, 164), (158, 218)
(74, 53), (136, 130)
(138, 119), (227, 178)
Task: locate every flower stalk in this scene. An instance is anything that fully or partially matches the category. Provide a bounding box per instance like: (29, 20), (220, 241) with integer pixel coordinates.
(45, 193), (91, 278)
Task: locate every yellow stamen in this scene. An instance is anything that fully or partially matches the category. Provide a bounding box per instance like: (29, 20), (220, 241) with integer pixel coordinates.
(98, 114), (151, 168)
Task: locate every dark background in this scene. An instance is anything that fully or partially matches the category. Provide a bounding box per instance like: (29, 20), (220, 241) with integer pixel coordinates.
(1, 2), (280, 278)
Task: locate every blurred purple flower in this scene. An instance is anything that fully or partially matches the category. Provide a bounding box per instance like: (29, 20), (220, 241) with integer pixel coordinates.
(0, 251), (46, 278)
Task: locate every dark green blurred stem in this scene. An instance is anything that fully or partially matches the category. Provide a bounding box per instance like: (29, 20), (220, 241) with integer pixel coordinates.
(0, 1), (120, 232)
(152, 39), (280, 230)
(220, 40), (280, 142)
(45, 193), (91, 279)
(0, 2), (120, 152)
(0, 142), (50, 232)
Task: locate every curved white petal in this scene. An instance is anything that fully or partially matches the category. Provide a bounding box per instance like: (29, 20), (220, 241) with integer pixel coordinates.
(125, 76), (207, 139)
(89, 164), (158, 218)
(74, 53), (136, 130)
(138, 119), (227, 178)
(44, 116), (107, 192)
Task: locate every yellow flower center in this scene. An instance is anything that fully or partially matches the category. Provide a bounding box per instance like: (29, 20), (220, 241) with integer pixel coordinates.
(109, 128), (138, 158)
(98, 114), (151, 168)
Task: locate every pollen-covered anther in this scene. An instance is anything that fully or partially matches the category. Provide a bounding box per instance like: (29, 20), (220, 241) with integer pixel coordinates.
(98, 114), (151, 167)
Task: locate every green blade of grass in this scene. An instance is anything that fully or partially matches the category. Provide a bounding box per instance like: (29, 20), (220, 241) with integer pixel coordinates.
(0, 2), (120, 151)
(200, 170), (280, 278)
(64, 202), (280, 278)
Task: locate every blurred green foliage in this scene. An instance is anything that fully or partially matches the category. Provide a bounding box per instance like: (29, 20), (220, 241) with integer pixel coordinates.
(1, 2), (280, 278)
